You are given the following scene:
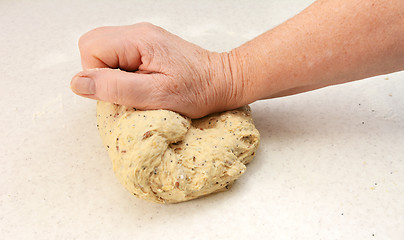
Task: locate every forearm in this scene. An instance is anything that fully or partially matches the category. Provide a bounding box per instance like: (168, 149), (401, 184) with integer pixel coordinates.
(230, 0), (404, 102)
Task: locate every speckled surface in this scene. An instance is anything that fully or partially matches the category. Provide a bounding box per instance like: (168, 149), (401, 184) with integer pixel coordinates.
(1, 0), (403, 239)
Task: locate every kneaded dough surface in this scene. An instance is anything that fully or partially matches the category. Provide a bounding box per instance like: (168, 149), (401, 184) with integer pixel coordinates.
(96, 101), (260, 203)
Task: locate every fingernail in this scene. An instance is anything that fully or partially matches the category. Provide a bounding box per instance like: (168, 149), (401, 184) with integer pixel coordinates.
(71, 76), (96, 94)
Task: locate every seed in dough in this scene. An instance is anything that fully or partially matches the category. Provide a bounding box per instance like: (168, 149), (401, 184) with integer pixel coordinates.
(96, 101), (260, 203)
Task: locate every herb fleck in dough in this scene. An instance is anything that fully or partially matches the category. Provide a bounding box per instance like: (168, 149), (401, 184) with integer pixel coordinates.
(96, 101), (260, 203)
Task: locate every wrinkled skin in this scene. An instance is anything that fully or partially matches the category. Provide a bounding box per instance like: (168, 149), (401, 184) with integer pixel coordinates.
(71, 23), (247, 118)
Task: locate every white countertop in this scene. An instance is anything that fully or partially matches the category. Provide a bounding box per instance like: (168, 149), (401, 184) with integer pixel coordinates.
(1, 0), (403, 239)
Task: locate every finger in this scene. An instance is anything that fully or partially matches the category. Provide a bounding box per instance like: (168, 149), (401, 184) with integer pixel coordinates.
(70, 68), (162, 109)
(78, 26), (142, 71)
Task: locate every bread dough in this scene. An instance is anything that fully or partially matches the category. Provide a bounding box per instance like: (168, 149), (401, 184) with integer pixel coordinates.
(96, 101), (260, 203)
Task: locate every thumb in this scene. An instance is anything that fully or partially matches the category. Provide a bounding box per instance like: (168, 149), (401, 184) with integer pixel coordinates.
(70, 68), (162, 108)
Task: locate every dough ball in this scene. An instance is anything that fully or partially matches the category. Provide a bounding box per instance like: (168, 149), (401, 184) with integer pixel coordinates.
(96, 101), (260, 203)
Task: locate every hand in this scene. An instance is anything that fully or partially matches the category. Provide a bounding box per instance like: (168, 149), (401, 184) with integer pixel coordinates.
(70, 22), (247, 118)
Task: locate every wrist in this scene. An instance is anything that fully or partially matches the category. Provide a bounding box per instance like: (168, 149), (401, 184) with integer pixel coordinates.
(215, 50), (255, 109)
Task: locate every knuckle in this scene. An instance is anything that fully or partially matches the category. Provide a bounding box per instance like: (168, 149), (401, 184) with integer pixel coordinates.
(133, 22), (165, 39)
(78, 33), (89, 50)
(106, 76), (120, 103)
(78, 26), (111, 49)
(135, 22), (155, 29)
(89, 26), (111, 35)
(90, 70), (120, 103)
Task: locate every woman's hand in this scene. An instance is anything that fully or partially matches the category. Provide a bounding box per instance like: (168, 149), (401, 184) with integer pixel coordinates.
(71, 22), (247, 118)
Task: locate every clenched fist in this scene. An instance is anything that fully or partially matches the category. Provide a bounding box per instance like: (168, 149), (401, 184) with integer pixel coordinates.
(71, 22), (247, 118)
